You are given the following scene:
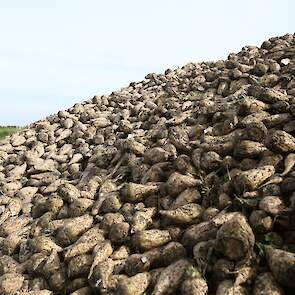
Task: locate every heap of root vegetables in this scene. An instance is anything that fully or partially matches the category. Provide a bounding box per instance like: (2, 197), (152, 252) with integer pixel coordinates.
(0, 34), (295, 295)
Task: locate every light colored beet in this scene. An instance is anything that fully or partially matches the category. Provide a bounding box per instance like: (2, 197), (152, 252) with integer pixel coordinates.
(70, 287), (93, 295)
(111, 245), (130, 260)
(234, 165), (275, 193)
(20, 291), (53, 295)
(109, 222), (130, 244)
(118, 272), (151, 295)
(0, 255), (24, 275)
(88, 258), (114, 290)
(0, 273), (24, 295)
(88, 240), (113, 279)
(144, 147), (169, 164)
(270, 130), (295, 153)
(234, 263), (257, 286)
(253, 272), (284, 295)
(265, 246), (295, 287)
(216, 214), (255, 260)
(152, 259), (191, 295)
(259, 195), (286, 215)
(181, 267), (208, 295)
(56, 214), (93, 246)
(64, 227), (105, 260)
(131, 207), (156, 232)
(200, 151), (222, 171)
(170, 188), (201, 209)
(125, 242), (186, 276)
(182, 212), (238, 249)
(68, 254), (93, 278)
(122, 182), (159, 202)
(280, 153), (295, 175)
(29, 235), (63, 254)
(132, 229), (171, 251)
(182, 221), (217, 249)
(160, 203), (203, 224)
(166, 172), (201, 197)
(234, 140), (267, 158)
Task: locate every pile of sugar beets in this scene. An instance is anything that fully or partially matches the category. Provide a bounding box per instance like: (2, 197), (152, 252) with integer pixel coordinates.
(0, 34), (295, 295)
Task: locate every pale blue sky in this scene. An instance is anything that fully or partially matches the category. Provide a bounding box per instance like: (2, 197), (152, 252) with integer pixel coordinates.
(0, 0), (294, 126)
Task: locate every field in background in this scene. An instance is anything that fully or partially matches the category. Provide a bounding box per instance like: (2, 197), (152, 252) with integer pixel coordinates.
(0, 126), (20, 139)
